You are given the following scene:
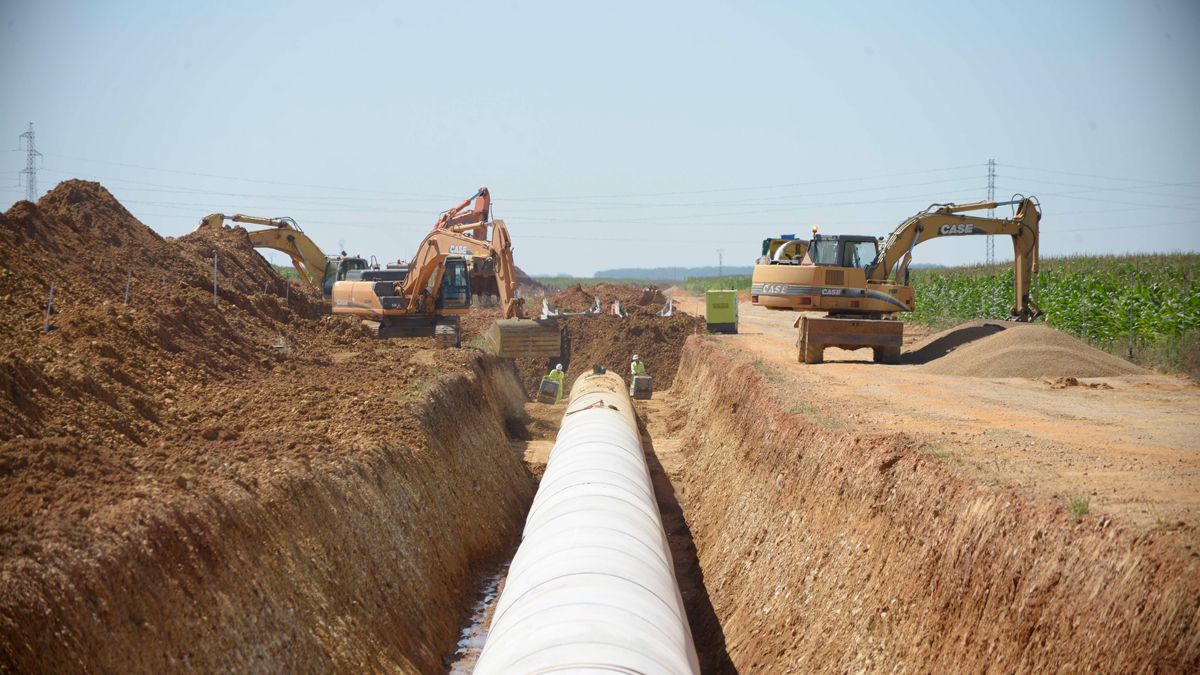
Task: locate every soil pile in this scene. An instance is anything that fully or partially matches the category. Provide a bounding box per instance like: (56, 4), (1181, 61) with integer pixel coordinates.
(591, 282), (667, 314)
(548, 284), (596, 312)
(0, 181), (327, 444)
(915, 323), (1145, 378)
(0, 181), (536, 671)
(513, 266), (544, 294)
(544, 282), (669, 316)
(505, 314), (701, 397)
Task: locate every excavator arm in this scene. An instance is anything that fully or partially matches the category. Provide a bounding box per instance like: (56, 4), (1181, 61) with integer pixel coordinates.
(868, 197), (1041, 320)
(398, 219), (526, 319)
(196, 213), (364, 297)
(435, 187), (491, 240)
(243, 223), (329, 289)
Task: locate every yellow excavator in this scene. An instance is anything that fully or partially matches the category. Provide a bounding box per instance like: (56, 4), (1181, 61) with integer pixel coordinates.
(330, 217), (561, 357)
(751, 196), (1041, 364)
(196, 213), (370, 300)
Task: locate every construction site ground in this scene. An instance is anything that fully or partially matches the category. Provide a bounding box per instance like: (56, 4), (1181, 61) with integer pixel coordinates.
(2, 182), (1198, 672)
(670, 292), (1200, 536)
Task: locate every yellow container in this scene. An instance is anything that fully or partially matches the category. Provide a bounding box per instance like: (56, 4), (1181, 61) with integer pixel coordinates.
(705, 290), (738, 334)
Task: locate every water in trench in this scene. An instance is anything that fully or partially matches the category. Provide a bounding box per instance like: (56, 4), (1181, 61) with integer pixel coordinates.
(444, 560), (511, 673)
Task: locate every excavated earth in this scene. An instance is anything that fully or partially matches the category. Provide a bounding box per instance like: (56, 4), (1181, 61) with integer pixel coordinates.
(654, 336), (1199, 672)
(0, 183), (536, 672)
(3, 182), (1197, 672)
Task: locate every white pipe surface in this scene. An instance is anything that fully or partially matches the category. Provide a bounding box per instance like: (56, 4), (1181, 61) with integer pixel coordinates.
(474, 371), (699, 674)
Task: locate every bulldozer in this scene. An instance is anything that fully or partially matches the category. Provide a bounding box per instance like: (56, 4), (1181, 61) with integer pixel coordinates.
(196, 213), (369, 300)
(330, 215), (561, 358)
(751, 196), (1041, 364)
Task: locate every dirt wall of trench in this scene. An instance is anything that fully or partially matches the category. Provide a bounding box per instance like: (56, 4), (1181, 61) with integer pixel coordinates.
(0, 355), (534, 673)
(669, 337), (1199, 672)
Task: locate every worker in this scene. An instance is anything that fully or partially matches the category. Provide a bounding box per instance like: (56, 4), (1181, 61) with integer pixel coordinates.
(630, 354), (646, 378)
(545, 363), (566, 402)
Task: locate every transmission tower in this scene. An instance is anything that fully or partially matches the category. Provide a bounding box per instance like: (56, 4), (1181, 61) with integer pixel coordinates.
(18, 123), (42, 202)
(985, 158), (996, 266)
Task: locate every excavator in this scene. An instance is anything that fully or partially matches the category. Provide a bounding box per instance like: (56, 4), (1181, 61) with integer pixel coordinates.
(196, 213), (369, 300)
(751, 196), (1041, 364)
(433, 186), (506, 303)
(330, 216), (561, 357)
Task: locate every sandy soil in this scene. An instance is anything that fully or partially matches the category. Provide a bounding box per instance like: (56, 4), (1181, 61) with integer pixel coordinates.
(670, 289), (1200, 536)
(658, 338), (1199, 671)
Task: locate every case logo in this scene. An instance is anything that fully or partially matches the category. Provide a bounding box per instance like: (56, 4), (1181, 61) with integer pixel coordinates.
(939, 223), (975, 235)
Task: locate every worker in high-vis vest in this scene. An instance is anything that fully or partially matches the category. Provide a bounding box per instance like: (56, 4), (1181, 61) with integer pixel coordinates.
(545, 363), (566, 402)
(630, 354), (646, 378)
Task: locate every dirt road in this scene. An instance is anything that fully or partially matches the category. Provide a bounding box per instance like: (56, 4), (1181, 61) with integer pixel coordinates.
(671, 293), (1200, 534)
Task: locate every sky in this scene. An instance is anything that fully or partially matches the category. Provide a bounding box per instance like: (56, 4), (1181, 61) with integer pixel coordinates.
(2, 0), (1198, 277)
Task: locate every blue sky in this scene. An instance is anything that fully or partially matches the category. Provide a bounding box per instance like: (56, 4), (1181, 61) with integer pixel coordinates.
(2, 0), (1198, 276)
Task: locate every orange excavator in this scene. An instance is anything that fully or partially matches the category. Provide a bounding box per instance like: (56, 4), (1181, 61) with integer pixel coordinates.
(330, 216), (561, 357)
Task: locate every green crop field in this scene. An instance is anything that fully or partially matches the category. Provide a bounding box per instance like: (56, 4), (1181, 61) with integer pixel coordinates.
(681, 255), (1198, 376)
(681, 275), (752, 293)
(906, 254), (1200, 376)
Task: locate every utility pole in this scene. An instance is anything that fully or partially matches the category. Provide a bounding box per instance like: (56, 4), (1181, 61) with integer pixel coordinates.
(18, 123), (42, 202)
(985, 158), (996, 267)
(717, 249), (724, 284)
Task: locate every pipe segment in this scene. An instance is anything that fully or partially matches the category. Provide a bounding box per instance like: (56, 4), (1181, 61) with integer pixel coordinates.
(475, 371), (700, 674)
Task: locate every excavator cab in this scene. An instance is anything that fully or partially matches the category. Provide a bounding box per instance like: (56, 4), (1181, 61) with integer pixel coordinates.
(437, 257), (471, 310)
(322, 256), (371, 299)
(807, 235), (880, 270)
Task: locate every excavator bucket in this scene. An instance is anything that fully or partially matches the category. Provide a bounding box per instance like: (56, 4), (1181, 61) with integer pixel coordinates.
(485, 318), (561, 358)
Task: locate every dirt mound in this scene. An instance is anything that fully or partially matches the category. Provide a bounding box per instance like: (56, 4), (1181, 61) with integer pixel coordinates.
(0, 180), (332, 445)
(0, 181), (536, 671)
(548, 284), (596, 312)
(558, 314), (701, 391)
(902, 320), (1007, 364)
(513, 265), (544, 293)
(544, 282), (669, 316)
(912, 322), (1145, 378)
(591, 283), (667, 314)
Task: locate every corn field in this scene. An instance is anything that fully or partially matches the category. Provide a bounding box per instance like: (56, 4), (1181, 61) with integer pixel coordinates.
(907, 254), (1200, 375)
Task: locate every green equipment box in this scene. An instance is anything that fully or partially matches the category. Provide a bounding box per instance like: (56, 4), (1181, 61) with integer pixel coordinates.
(705, 290), (738, 334)
(629, 375), (653, 400)
(536, 377), (561, 404)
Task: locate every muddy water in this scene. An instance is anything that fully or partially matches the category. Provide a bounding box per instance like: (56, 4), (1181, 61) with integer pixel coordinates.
(445, 561), (511, 672)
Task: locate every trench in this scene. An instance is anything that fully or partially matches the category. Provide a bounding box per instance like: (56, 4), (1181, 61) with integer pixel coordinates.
(448, 337), (1199, 673)
(7, 330), (1198, 671)
(1, 354), (539, 673)
(444, 390), (735, 673)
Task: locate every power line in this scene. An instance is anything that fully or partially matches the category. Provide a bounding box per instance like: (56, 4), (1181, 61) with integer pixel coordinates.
(1000, 173), (1200, 203)
(997, 163), (1200, 187)
(40, 152), (457, 199)
(48, 167), (980, 213)
(997, 187), (1195, 211)
(501, 164), (984, 201)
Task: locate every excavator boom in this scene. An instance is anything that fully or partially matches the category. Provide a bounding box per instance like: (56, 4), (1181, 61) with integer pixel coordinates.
(868, 197), (1041, 320)
(436, 187), (491, 240)
(196, 213), (369, 300)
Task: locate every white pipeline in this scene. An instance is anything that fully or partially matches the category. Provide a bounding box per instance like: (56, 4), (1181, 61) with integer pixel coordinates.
(474, 371), (699, 674)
